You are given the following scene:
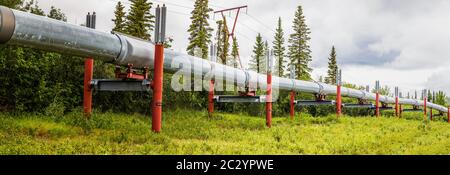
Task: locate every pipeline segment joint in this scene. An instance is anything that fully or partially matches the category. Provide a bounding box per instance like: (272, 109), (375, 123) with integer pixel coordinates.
(0, 6), (15, 44)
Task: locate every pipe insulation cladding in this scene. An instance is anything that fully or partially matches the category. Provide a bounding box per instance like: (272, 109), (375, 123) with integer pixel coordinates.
(0, 6), (448, 113)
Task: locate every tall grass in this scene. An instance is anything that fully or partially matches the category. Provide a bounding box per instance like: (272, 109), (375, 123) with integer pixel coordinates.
(0, 109), (449, 155)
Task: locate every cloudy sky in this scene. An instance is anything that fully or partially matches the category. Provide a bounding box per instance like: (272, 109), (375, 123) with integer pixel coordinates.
(34, 0), (450, 96)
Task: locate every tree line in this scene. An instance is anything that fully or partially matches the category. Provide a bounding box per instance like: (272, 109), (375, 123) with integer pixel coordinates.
(0, 0), (447, 117)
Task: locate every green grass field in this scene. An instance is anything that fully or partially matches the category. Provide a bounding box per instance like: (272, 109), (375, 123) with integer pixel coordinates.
(0, 109), (449, 155)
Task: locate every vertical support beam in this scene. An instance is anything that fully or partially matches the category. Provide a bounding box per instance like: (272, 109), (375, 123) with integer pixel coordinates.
(83, 58), (94, 118)
(208, 80), (215, 116)
(208, 44), (216, 117)
(266, 50), (273, 128)
(152, 44), (164, 132)
(423, 89), (427, 121)
(399, 104), (402, 117)
(289, 64), (296, 120)
(152, 5), (166, 133)
(336, 69), (342, 117)
(290, 91), (295, 119)
(447, 106), (450, 123)
(375, 80), (380, 117)
(395, 87), (399, 118)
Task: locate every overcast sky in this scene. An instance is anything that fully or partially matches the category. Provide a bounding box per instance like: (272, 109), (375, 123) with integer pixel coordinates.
(34, 0), (450, 96)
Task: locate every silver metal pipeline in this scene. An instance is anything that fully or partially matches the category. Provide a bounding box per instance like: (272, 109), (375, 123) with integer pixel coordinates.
(0, 6), (448, 113)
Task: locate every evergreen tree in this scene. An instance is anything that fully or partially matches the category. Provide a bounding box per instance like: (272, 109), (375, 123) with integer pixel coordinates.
(428, 90), (432, 102)
(47, 6), (66, 21)
(125, 0), (154, 40)
(112, 1), (126, 33)
(273, 17), (286, 77)
(325, 46), (338, 84)
(22, 0), (44, 15)
(231, 36), (239, 68)
(0, 0), (23, 8)
(186, 0), (213, 59)
(216, 17), (229, 65)
(287, 5), (312, 80)
(435, 91), (447, 106)
(249, 33), (265, 73)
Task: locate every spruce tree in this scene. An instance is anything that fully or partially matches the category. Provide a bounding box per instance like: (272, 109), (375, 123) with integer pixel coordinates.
(186, 0), (213, 59)
(287, 5), (312, 80)
(47, 6), (66, 21)
(264, 40), (269, 73)
(1, 0), (23, 8)
(249, 33), (265, 73)
(112, 1), (126, 33)
(22, 0), (44, 15)
(231, 36), (239, 68)
(273, 17), (286, 77)
(325, 46), (338, 84)
(125, 0), (154, 40)
(216, 17), (229, 65)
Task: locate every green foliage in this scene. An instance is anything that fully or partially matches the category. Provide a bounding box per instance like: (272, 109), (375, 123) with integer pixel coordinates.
(0, 0), (23, 8)
(125, 0), (154, 40)
(47, 6), (66, 21)
(434, 91), (447, 106)
(372, 85), (391, 96)
(249, 33), (266, 73)
(325, 46), (338, 85)
(1, 110), (450, 154)
(273, 17), (286, 77)
(216, 17), (229, 65)
(186, 0), (213, 59)
(112, 1), (127, 33)
(231, 37), (239, 68)
(288, 5), (312, 80)
(21, 0), (44, 15)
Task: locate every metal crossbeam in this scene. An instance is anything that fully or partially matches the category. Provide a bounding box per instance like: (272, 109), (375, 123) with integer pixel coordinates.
(214, 95), (265, 103)
(91, 79), (151, 92)
(342, 104), (375, 108)
(295, 100), (335, 106)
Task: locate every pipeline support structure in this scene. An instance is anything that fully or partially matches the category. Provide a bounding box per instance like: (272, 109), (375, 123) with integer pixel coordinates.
(0, 6), (449, 131)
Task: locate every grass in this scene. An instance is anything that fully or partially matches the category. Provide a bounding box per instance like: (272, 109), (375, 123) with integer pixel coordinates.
(0, 109), (449, 155)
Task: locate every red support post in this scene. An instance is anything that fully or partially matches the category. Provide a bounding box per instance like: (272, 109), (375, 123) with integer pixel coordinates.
(336, 85), (342, 117)
(447, 106), (450, 123)
(152, 44), (164, 133)
(423, 97), (427, 121)
(83, 57), (94, 118)
(375, 92), (380, 117)
(395, 97), (399, 117)
(266, 73), (272, 128)
(290, 91), (295, 119)
(208, 80), (215, 117)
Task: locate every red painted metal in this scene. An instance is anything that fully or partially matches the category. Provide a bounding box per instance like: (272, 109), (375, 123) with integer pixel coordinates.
(214, 5), (248, 14)
(214, 5), (247, 69)
(375, 92), (380, 117)
(208, 80), (215, 116)
(152, 44), (164, 133)
(290, 91), (295, 119)
(447, 106), (450, 123)
(230, 8), (241, 37)
(423, 97), (427, 120)
(395, 97), (399, 117)
(336, 85), (342, 117)
(83, 57), (93, 118)
(266, 73), (272, 128)
(115, 64), (148, 80)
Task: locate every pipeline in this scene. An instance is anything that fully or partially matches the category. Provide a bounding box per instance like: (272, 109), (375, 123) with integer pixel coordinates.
(0, 6), (448, 113)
